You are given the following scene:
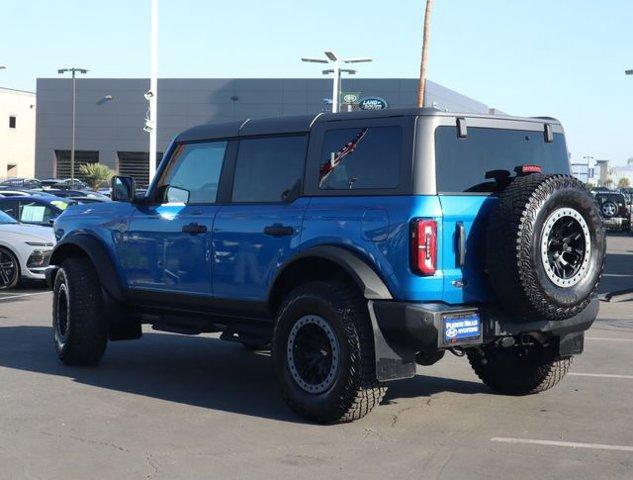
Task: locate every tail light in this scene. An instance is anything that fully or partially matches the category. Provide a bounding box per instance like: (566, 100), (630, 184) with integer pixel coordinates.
(411, 219), (437, 276)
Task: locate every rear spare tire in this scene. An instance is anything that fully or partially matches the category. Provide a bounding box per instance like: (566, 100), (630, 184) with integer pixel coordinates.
(487, 174), (605, 320)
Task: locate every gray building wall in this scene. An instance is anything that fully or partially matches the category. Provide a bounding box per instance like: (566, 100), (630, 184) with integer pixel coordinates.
(35, 77), (489, 179)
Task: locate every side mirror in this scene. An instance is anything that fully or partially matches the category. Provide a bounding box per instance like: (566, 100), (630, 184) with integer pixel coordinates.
(164, 185), (190, 204)
(111, 176), (136, 202)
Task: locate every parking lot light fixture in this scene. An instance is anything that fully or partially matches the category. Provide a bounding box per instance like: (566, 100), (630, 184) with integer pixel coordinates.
(301, 52), (372, 113)
(0, 65), (6, 70)
(626, 69), (633, 75)
(57, 67), (89, 184)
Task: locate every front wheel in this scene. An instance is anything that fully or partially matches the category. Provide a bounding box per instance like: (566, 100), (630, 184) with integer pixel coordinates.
(467, 343), (571, 395)
(53, 257), (108, 365)
(0, 247), (20, 290)
(273, 281), (385, 423)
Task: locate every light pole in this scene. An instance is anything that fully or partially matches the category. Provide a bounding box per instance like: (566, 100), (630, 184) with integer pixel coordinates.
(0, 65), (6, 70)
(58, 67), (88, 184)
(301, 52), (372, 113)
(144, 0), (159, 183)
(626, 69), (633, 76)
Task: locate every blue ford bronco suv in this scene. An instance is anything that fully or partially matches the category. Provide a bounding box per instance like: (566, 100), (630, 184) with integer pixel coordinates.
(46, 108), (605, 423)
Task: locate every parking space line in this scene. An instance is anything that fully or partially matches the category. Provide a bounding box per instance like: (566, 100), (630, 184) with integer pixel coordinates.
(0, 291), (52, 302)
(586, 337), (633, 342)
(569, 373), (633, 379)
(491, 437), (633, 452)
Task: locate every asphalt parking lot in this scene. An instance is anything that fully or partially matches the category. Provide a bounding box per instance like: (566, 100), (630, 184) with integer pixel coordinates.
(1, 234), (632, 480)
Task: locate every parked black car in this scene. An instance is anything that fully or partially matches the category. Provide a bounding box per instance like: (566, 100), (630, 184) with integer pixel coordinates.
(594, 192), (631, 232)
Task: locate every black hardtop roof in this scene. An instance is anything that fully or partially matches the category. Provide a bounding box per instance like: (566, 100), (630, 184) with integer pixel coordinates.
(175, 107), (560, 142)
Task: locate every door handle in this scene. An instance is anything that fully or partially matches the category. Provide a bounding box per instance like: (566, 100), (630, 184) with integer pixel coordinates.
(456, 222), (466, 267)
(182, 223), (208, 234)
(263, 224), (294, 237)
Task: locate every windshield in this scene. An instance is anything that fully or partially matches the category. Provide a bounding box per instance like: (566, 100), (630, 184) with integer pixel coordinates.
(0, 210), (18, 224)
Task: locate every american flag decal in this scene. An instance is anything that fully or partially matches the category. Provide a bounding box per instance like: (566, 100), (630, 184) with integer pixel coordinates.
(319, 128), (368, 187)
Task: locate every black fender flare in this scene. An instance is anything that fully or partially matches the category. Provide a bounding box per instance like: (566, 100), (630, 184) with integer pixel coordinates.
(268, 245), (393, 303)
(268, 246), (415, 382)
(48, 233), (126, 302)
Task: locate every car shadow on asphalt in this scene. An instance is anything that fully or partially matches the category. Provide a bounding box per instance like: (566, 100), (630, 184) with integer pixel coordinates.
(598, 253), (633, 295)
(0, 325), (487, 423)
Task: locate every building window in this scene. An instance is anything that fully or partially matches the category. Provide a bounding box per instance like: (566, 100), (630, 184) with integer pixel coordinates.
(9, 116), (16, 129)
(117, 151), (163, 188)
(54, 150), (99, 181)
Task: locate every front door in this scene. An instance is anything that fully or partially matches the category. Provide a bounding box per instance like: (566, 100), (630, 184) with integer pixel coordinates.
(213, 134), (309, 303)
(121, 140), (228, 297)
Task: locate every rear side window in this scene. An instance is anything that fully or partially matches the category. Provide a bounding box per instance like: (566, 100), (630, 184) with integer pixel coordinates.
(435, 127), (570, 193)
(319, 126), (401, 190)
(232, 135), (307, 203)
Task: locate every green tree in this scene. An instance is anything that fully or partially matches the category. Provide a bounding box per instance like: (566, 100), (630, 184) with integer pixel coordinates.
(78, 163), (116, 190)
(617, 177), (631, 189)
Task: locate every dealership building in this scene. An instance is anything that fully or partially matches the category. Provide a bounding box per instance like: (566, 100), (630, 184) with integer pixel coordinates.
(35, 78), (490, 186)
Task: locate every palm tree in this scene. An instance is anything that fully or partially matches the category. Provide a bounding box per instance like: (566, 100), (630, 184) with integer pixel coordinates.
(78, 163), (117, 191)
(417, 0), (434, 107)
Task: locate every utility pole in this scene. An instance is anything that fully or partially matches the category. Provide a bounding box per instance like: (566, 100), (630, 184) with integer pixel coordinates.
(145, 0), (159, 182)
(302, 52), (372, 113)
(417, 0), (434, 107)
(58, 67), (88, 184)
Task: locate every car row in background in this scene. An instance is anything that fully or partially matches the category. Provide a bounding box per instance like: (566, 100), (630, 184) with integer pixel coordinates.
(0, 209), (55, 289)
(0, 177), (90, 190)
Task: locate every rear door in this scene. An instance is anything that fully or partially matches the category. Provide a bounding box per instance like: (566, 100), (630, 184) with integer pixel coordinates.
(434, 121), (570, 304)
(213, 134), (309, 304)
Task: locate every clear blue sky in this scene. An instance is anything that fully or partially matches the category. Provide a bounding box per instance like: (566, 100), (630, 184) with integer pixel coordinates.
(2, 0), (631, 165)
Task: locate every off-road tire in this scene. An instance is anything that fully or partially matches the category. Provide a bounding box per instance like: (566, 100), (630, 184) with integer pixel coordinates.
(52, 257), (108, 365)
(467, 345), (572, 395)
(273, 281), (385, 423)
(487, 174), (605, 320)
(0, 247), (20, 290)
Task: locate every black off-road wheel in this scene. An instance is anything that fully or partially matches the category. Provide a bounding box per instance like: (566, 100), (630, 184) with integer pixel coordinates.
(0, 247), (20, 290)
(487, 174), (605, 320)
(52, 257), (108, 365)
(467, 344), (572, 395)
(273, 281), (385, 424)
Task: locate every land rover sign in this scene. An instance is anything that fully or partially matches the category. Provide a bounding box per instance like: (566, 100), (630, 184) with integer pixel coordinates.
(358, 97), (388, 110)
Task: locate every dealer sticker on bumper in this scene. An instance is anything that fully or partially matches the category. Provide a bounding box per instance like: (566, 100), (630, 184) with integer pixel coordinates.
(442, 312), (482, 345)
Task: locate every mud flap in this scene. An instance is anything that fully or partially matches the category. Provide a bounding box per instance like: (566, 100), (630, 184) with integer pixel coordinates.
(558, 331), (584, 356)
(367, 301), (417, 381)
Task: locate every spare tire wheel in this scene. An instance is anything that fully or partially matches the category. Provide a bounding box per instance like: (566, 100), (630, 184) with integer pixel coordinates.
(486, 174), (605, 320)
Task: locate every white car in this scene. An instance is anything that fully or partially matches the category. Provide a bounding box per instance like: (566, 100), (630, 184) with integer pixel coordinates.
(0, 210), (55, 289)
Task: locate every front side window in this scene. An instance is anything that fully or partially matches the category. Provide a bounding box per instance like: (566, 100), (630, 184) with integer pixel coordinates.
(318, 126), (402, 190)
(232, 135), (307, 203)
(158, 141), (227, 204)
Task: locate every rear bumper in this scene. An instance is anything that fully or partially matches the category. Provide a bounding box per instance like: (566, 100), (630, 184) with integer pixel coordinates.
(368, 298), (598, 382)
(602, 217), (630, 229)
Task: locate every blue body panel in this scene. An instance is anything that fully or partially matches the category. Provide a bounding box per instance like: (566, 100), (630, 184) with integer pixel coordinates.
(53, 193), (495, 306)
(437, 195), (495, 304)
(212, 199), (311, 302)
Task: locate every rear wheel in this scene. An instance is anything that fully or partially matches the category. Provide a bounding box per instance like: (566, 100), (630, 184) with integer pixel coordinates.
(0, 247), (19, 290)
(467, 343), (571, 395)
(52, 257), (108, 365)
(273, 281), (385, 423)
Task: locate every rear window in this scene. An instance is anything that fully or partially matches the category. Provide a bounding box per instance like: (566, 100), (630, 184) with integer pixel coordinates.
(435, 127), (569, 193)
